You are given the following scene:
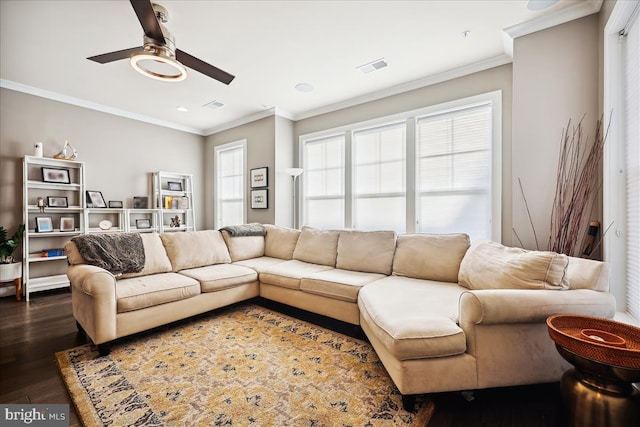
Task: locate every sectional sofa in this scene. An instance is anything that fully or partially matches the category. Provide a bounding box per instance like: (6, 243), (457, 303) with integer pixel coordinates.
(64, 224), (616, 410)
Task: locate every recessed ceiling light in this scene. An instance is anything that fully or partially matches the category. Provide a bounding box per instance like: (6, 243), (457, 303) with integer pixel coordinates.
(176, 106), (188, 112)
(356, 58), (388, 74)
(527, 0), (559, 11)
(460, 30), (471, 39)
(295, 82), (314, 93)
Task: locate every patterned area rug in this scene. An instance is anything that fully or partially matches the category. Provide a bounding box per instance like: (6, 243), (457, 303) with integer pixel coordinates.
(56, 304), (434, 426)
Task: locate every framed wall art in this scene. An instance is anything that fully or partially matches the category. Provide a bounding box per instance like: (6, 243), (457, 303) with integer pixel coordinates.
(47, 196), (68, 208)
(60, 217), (75, 232)
(167, 181), (183, 191)
(251, 189), (268, 209)
(250, 167), (268, 188)
(136, 218), (151, 229)
(41, 167), (70, 184)
(108, 200), (123, 208)
(86, 191), (107, 208)
(133, 196), (148, 209)
(35, 216), (53, 233)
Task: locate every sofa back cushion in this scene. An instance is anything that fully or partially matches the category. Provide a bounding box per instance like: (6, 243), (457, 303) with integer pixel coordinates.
(65, 232), (173, 278)
(264, 224), (300, 260)
(566, 256), (610, 291)
(292, 226), (339, 267)
(220, 230), (265, 262)
(458, 240), (569, 290)
(160, 230), (231, 272)
(392, 233), (470, 282)
(336, 230), (397, 275)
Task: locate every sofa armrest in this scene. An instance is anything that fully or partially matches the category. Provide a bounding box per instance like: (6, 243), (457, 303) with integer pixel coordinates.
(67, 264), (118, 344)
(459, 288), (616, 326)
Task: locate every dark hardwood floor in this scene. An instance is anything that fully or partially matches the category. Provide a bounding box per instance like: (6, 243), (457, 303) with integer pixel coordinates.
(0, 289), (564, 427)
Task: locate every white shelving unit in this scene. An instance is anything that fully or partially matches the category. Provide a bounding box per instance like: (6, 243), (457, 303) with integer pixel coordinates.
(152, 171), (195, 232)
(23, 155), (85, 301)
(125, 209), (160, 233)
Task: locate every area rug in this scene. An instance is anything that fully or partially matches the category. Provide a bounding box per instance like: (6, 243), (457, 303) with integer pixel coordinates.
(56, 304), (434, 426)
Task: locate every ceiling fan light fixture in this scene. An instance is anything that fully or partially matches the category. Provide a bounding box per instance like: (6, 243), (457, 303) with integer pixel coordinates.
(130, 50), (186, 82)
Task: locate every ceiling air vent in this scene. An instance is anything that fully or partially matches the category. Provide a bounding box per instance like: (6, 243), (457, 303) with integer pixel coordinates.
(356, 58), (388, 74)
(203, 100), (225, 109)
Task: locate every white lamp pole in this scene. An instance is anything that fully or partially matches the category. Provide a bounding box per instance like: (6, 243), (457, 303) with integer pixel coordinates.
(284, 168), (303, 228)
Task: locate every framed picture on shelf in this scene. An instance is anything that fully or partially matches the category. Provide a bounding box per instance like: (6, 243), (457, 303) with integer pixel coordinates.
(136, 218), (151, 229)
(60, 217), (75, 232)
(108, 200), (123, 208)
(86, 191), (107, 208)
(250, 167), (268, 188)
(167, 181), (183, 191)
(133, 196), (148, 209)
(35, 216), (53, 233)
(251, 189), (268, 209)
(41, 167), (70, 184)
(47, 196), (68, 208)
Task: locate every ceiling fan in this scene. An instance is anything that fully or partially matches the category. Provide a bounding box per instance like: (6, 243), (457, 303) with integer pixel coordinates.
(87, 0), (235, 85)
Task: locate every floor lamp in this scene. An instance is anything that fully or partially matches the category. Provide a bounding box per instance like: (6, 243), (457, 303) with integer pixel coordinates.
(284, 168), (303, 228)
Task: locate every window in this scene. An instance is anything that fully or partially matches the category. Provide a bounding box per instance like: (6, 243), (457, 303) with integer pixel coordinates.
(214, 140), (246, 228)
(300, 92), (500, 239)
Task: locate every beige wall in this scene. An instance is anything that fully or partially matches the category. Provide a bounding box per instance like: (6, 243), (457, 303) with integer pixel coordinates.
(511, 14), (599, 252)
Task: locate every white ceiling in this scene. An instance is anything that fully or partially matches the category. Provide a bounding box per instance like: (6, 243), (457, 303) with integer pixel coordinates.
(0, 0), (601, 135)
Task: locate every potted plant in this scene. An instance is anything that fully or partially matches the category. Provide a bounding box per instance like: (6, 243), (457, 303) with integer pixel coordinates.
(0, 224), (25, 282)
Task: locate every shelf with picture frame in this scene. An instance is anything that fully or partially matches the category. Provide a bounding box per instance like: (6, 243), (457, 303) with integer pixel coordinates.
(125, 209), (160, 233)
(23, 155), (85, 301)
(152, 171), (195, 233)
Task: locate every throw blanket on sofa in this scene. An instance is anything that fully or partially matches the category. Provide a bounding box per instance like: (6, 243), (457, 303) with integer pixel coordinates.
(71, 233), (145, 275)
(219, 223), (267, 237)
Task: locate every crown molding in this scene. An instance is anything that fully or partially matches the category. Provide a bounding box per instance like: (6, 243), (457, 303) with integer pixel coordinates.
(203, 107), (294, 135)
(0, 79), (205, 136)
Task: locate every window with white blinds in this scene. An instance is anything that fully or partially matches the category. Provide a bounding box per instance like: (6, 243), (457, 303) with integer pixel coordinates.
(214, 140), (246, 229)
(623, 10), (639, 321)
(416, 105), (491, 241)
(302, 134), (345, 229)
(353, 123), (406, 232)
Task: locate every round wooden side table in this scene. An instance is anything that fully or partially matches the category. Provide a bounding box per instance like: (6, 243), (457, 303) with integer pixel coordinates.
(547, 314), (640, 427)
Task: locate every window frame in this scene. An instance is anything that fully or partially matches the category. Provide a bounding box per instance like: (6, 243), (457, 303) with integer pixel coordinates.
(214, 139), (247, 229)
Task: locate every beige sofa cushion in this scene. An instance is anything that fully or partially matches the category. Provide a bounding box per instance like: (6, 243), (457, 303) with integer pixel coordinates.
(264, 224), (300, 260)
(179, 264), (258, 292)
(300, 269), (385, 302)
(116, 272), (200, 313)
(336, 230), (396, 275)
(260, 260), (334, 290)
(458, 240), (569, 290)
(65, 233), (173, 279)
(160, 230), (231, 272)
(392, 233), (470, 282)
(566, 256), (609, 291)
(220, 230), (265, 262)
(292, 226), (339, 267)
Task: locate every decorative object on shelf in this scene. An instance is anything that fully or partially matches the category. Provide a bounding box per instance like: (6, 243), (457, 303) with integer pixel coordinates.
(53, 140), (78, 161)
(37, 197), (47, 212)
(35, 217), (53, 233)
(98, 220), (113, 231)
(41, 248), (65, 257)
(250, 189), (268, 209)
(250, 167), (268, 188)
(34, 142), (43, 158)
(136, 219), (151, 229)
(0, 224), (25, 264)
(167, 181), (183, 191)
(177, 197), (189, 210)
(133, 196), (148, 209)
(108, 201), (123, 208)
(284, 168), (304, 229)
(60, 217), (75, 232)
(41, 167), (70, 184)
(86, 191), (107, 208)
(170, 215), (181, 228)
(47, 196), (68, 208)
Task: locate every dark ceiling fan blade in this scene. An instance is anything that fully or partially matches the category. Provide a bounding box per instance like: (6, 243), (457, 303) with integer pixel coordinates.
(87, 47), (142, 64)
(176, 49), (235, 85)
(130, 0), (165, 44)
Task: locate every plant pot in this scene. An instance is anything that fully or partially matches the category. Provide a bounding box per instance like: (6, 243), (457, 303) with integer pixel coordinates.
(0, 262), (22, 282)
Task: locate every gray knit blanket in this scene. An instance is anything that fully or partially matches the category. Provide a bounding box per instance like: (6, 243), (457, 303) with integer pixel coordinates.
(219, 223), (267, 237)
(71, 233), (145, 275)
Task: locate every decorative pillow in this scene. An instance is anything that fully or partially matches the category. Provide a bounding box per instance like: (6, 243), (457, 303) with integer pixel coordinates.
(292, 226), (339, 267)
(160, 230), (231, 272)
(221, 230), (265, 262)
(336, 230), (397, 275)
(264, 224), (300, 260)
(458, 240), (569, 290)
(392, 233), (470, 282)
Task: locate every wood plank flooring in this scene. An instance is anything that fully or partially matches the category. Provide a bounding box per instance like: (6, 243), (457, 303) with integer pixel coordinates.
(0, 290), (563, 426)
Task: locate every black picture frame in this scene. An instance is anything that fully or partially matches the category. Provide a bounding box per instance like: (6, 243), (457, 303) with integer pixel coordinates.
(167, 181), (183, 191)
(41, 167), (70, 184)
(251, 189), (268, 209)
(35, 216), (53, 233)
(47, 196), (68, 208)
(133, 196), (148, 209)
(136, 218), (151, 229)
(250, 167), (268, 188)
(108, 200), (123, 208)
(86, 191), (107, 208)
(59, 217), (75, 232)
